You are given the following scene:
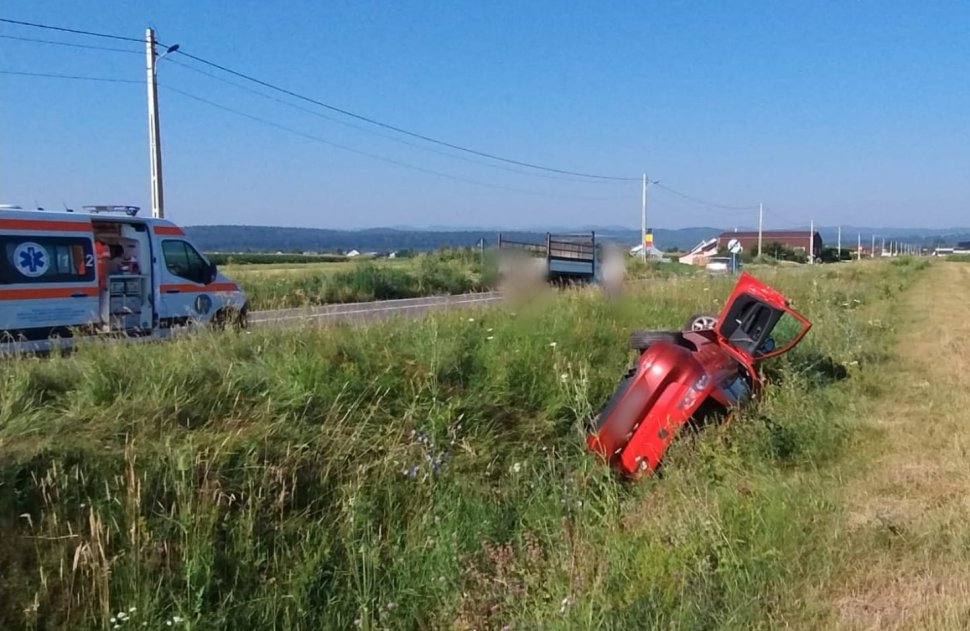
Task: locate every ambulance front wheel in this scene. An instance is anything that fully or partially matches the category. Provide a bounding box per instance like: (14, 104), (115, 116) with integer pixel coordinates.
(213, 305), (248, 330)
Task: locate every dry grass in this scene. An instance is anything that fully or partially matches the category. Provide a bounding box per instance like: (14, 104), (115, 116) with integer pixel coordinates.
(831, 262), (970, 630)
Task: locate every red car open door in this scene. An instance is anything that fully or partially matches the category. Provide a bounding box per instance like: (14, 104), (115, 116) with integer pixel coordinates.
(713, 272), (812, 363)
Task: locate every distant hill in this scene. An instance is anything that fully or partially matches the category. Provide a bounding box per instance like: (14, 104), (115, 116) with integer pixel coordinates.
(184, 224), (970, 254)
(185, 225), (723, 253)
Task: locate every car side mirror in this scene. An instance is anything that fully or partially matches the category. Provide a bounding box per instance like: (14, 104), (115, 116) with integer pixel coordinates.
(206, 262), (218, 284)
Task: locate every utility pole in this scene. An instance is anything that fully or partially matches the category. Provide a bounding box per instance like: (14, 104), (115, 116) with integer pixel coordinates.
(809, 219), (814, 264)
(857, 232), (862, 260)
(837, 226), (841, 258)
(640, 173), (647, 262)
(757, 202), (764, 258)
(871, 234), (875, 257)
(882, 236), (886, 257)
(145, 27), (165, 219)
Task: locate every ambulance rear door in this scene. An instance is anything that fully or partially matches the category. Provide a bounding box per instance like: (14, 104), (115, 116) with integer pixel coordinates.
(0, 218), (100, 340)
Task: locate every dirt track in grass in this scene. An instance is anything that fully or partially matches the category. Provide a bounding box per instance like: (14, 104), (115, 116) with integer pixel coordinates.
(831, 262), (970, 630)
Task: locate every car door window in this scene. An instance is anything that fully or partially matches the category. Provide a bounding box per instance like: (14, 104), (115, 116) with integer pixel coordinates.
(162, 240), (208, 284)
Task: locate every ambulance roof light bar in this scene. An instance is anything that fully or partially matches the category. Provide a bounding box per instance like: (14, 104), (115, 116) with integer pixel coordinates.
(82, 205), (141, 217)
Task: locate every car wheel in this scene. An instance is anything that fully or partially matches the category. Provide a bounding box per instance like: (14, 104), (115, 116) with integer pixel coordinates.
(628, 330), (681, 352)
(685, 312), (718, 331)
(213, 305), (248, 331)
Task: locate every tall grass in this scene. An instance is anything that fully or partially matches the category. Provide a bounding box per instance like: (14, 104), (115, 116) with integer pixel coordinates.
(0, 259), (927, 629)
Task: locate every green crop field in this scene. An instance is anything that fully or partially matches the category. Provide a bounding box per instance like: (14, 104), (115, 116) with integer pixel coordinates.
(0, 258), (928, 629)
(223, 250), (490, 310)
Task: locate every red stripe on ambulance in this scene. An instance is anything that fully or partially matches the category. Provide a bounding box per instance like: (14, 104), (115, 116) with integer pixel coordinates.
(0, 286), (99, 301)
(153, 225), (185, 236)
(0, 219), (91, 232)
(160, 282), (239, 293)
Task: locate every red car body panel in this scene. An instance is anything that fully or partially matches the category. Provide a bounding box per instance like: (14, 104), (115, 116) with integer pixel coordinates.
(587, 272), (811, 479)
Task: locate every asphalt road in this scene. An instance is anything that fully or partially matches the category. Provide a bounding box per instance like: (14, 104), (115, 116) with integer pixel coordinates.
(248, 292), (504, 327)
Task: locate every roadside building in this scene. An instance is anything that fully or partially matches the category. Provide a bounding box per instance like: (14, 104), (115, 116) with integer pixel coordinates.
(628, 243), (666, 260)
(716, 230), (823, 257)
(679, 237), (719, 265)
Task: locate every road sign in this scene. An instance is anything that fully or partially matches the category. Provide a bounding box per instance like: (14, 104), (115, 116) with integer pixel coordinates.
(728, 239), (743, 255)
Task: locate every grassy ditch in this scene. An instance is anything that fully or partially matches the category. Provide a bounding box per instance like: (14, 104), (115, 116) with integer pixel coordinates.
(0, 259), (927, 629)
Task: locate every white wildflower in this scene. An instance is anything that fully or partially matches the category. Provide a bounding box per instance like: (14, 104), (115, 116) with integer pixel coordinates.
(549, 342), (557, 348)
(512, 462), (522, 473)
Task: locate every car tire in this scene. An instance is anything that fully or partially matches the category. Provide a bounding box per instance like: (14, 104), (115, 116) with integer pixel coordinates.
(684, 312), (718, 331)
(213, 305), (248, 331)
(628, 330), (681, 352)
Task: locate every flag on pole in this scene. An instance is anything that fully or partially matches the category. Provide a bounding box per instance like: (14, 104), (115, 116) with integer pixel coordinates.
(643, 229), (653, 248)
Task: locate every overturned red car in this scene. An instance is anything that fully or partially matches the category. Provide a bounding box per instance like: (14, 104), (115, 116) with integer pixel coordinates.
(587, 272), (812, 479)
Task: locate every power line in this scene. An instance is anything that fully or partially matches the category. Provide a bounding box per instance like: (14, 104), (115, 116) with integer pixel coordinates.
(5, 64), (621, 199)
(166, 57), (623, 185)
(173, 49), (639, 182)
(762, 206), (807, 229)
(0, 17), (144, 43)
(0, 33), (142, 54)
(652, 182), (757, 211)
(161, 84), (631, 201)
(1, 17), (766, 211)
(0, 69), (142, 84)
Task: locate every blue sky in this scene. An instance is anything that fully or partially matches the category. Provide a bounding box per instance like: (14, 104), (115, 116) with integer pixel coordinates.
(1, 1), (967, 230)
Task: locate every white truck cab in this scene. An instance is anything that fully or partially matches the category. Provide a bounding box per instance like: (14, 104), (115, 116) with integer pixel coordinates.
(0, 204), (247, 354)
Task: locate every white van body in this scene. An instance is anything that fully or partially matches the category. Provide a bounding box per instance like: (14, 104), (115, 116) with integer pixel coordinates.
(0, 205), (247, 354)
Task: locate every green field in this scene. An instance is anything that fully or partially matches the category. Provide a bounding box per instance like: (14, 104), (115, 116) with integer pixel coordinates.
(0, 259), (928, 629)
(224, 251), (490, 310)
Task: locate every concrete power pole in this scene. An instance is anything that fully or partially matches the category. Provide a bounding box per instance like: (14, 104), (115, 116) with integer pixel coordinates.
(758, 202), (763, 258)
(145, 28), (165, 219)
(809, 219), (814, 264)
(857, 232), (862, 260)
(871, 234), (875, 257)
(640, 173), (647, 262)
(837, 226), (841, 258)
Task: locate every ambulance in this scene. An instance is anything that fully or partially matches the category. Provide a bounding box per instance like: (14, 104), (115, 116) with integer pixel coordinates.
(0, 204), (248, 354)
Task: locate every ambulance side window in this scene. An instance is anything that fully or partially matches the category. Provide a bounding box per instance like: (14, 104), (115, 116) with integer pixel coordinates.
(162, 240), (208, 284)
(0, 236), (95, 284)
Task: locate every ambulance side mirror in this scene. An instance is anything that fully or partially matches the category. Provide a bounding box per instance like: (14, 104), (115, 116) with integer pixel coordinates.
(205, 262), (218, 284)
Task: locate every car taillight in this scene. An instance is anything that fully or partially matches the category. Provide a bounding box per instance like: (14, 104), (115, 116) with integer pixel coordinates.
(676, 373), (710, 410)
